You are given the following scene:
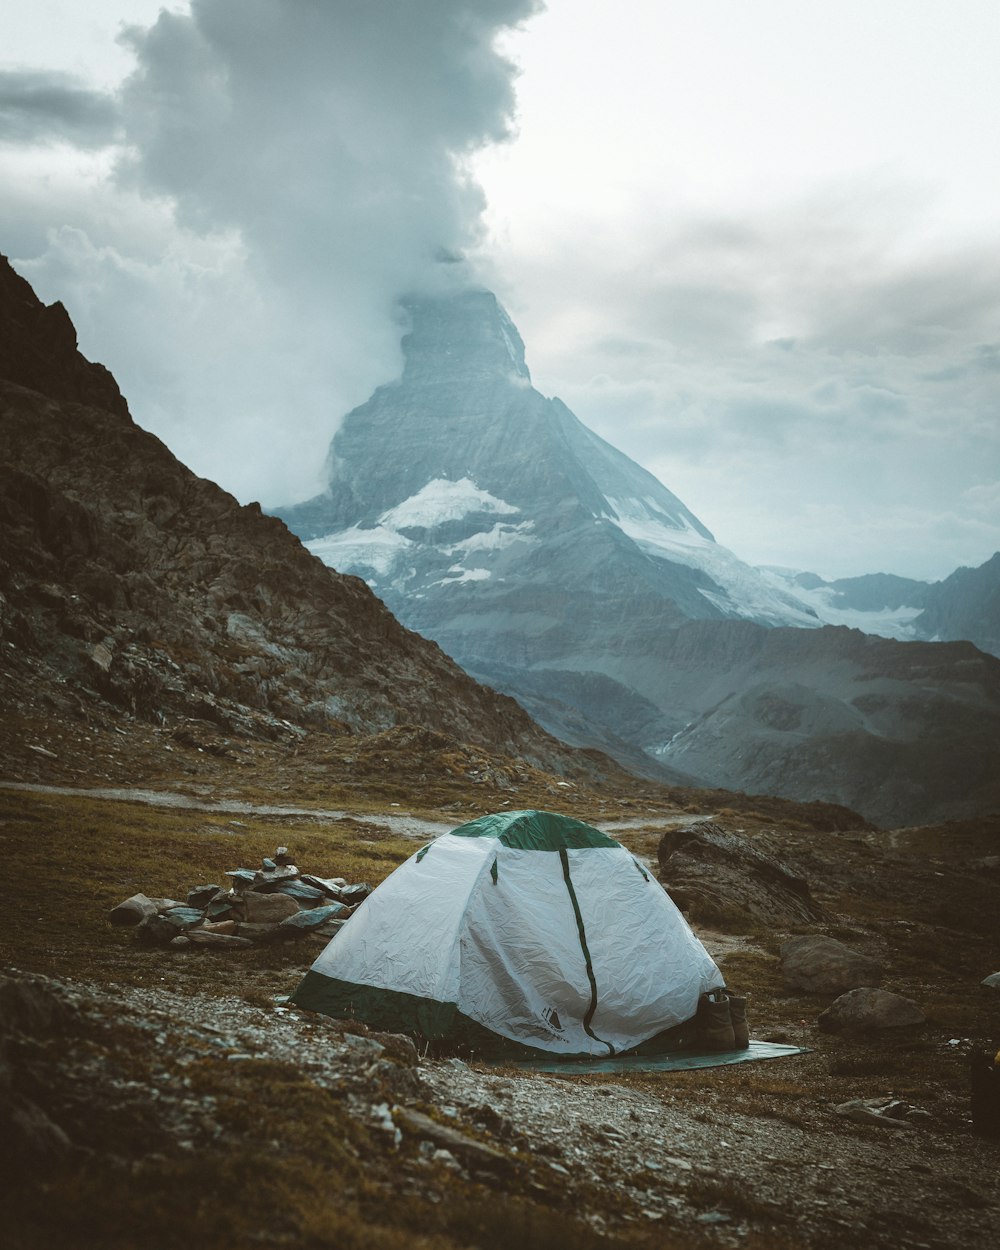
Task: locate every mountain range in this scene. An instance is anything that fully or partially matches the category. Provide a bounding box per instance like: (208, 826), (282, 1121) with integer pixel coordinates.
(276, 289), (1000, 826)
(764, 561), (1000, 657)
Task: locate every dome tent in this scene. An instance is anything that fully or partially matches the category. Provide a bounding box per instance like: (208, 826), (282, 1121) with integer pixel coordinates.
(292, 809), (724, 1058)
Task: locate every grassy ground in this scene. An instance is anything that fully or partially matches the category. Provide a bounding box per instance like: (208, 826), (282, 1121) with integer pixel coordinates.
(2, 785), (999, 1250)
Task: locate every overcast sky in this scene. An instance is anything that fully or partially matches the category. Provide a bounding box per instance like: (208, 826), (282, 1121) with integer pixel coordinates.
(2, 1), (998, 581)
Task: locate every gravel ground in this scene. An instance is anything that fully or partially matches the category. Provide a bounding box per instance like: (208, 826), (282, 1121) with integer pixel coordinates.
(46, 976), (996, 1250)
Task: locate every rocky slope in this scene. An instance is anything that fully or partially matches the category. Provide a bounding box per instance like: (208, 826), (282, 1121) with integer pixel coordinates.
(647, 620), (1000, 828)
(0, 256), (606, 782)
(912, 553), (1000, 657)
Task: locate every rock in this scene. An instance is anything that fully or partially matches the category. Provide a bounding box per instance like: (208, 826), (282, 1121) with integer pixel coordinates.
(315, 918), (348, 938)
(981, 972), (1000, 990)
(300, 874), (349, 897)
(274, 846), (293, 865)
(393, 1106), (512, 1172)
(834, 1099), (914, 1129)
(277, 903), (352, 935)
(206, 899), (234, 921)
(186, 884), (224, 909)
(0, 973), (74, 1037)
(233, 922), (286, 944)
(818, 988), (925, 1033)
(337, 882), (371, 905)
(225, 869), (257, 891)
(780, 935), (883, 995)
(108, 893), (159, 926)
(657, 822), (826, 929)
(262, 857), (277, 871)
(259, 880), (327, 905)
(134, 908), (205, 947)
(236, 892), (300, 924)
(182, 930), (253, 949)
(253, 865), (299, 887)
(200, 920), (239, 935)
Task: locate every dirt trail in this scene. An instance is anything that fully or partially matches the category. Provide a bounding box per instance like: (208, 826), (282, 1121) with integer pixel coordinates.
(0, 779), (711, 842)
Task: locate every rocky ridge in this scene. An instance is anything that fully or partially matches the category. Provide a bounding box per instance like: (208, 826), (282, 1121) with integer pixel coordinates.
(0, 256), (613, 785)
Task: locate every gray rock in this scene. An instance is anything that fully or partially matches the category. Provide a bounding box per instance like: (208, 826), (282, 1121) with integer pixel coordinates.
(225, 869), (256, 890)
(183, 930), (253, 949)
(261, 880), (327, 904)
(277, 902), (351, 934)
(981, 972), (1000, 989)
(818, 988), (925, 1033)
(274, 846), (293, 865)
(393, 1105), (512, 1172)
(135, 908), (205, 947)
(834, 1098), (914, 1128)
(657, 822), (826, 929)
(108, 893), (159, 926)
(337, 882), (372, 905)
(186, 884), (224, 909)
(237, 892), (299, 924)
(253, 865), (299, 887)
(300, 874), (349, 896)
(780, 935), (883, 995)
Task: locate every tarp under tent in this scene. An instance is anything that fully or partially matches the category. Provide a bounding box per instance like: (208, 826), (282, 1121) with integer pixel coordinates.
(292, 809), (725, 1058)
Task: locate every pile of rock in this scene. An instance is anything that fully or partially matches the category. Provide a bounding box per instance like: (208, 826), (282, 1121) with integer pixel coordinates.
(108, 846), (371, 950)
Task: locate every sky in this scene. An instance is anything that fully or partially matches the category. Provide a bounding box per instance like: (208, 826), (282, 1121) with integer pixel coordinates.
(2, 1), (999, 582)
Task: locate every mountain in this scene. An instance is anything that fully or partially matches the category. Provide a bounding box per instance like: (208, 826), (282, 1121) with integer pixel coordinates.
(0, 257), (606, 784)
(763, 560), (1000, 659)
(912, 553), (1000, 657)
(276, 288), (1000, 825)
(276, 289), (818, 764)
(645, 620), (1000, 828)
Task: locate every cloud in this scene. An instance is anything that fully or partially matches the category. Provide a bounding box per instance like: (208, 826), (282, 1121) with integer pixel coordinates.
(0, 70), (119, 147)
(7, 0), (541, 505)
(491, 184), (1000, 580)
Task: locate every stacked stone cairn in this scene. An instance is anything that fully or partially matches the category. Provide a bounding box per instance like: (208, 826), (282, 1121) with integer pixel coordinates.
(107, 847), (371, 950)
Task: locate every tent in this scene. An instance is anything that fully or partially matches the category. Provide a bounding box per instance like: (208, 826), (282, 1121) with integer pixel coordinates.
(292, 809), (724, 1058)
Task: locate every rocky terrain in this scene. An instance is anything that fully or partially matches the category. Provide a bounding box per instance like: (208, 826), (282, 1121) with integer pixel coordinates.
(0, 256), (616, 789)
(1, 781), (998, 1250)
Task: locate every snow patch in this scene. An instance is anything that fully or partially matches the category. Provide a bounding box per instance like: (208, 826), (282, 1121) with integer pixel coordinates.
(604, 497), (820, 628)
(756, 570), (923, 639)
(442, 521), (538, 556)
(379, 478), (519, 530)
(306, 525), (413, 576)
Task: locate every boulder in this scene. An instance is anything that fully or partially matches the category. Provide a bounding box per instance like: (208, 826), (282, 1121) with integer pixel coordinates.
(833, 1099), (914, 1129)
(981, 972), (1000, 990)
(818, 988), (925, 1034)
(108, 893), (158, 926)
(300, 874), (349, 898)
(186, 884), (224, 909)
(237, 892), (300, 924)
(134, 907), (205, 947)
(277, 902), (352, 935)
(657, 822), (825, 930)
(258, 880), (327, 905)
(780, 935), (883, 995)
(393, 1106), (512, 1172)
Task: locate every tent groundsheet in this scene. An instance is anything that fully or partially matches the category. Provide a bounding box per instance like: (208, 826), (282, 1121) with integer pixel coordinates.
(497, 1039), (809, 1074)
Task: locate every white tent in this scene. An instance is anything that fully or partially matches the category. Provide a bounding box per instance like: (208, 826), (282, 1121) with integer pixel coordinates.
(292, 809), (724, 1057)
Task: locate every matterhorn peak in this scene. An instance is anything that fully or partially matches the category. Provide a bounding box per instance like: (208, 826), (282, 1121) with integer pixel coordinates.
(398, 288), (531, 386)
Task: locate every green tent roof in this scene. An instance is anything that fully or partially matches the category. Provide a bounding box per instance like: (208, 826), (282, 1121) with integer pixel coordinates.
(448, 809), (620, 852)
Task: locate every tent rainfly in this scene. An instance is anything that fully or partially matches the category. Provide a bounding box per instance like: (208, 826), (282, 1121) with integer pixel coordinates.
(292, 809), (724, 1058)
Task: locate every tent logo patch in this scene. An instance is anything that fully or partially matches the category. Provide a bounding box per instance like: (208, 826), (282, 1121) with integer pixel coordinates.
(542, 1007), (564, 1032)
